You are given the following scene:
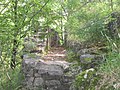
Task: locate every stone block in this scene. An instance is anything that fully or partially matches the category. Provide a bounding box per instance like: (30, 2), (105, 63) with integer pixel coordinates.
(34, 78), (44, 86)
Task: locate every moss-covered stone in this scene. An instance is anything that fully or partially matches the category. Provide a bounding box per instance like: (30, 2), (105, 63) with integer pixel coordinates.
(74, 68), (100, 90)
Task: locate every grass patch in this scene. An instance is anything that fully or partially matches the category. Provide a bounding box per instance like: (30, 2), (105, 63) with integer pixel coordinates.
(97, 52), (120, 90)
(0, 66), (24, 90)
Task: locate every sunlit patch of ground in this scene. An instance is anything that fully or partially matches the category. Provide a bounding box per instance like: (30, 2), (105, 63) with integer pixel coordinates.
(42, 47), (67, 61)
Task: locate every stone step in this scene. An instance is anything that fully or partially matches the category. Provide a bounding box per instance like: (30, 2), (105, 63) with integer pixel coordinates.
(33, 35), (45, 38)
(37, 44), (46, 47)
(37, 32), (47, 34)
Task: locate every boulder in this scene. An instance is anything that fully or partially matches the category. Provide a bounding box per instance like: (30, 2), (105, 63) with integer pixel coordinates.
(80, 54), (95, 64)
(80, 54), (104, 69)
(34, 78), (44, 86)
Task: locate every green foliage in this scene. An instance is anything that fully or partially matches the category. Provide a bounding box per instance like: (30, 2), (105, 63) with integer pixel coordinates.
(0, 67), (24, 90)
(0, 0), (66, 89)
(66, 1), (120, 88)
(95, 52), (120, 90)
(74, 68), (99, 90)
(66, 49), (79, 62)
(66, 0), (120, 43)
(100, 52), (120, 74)
(0, 0), (65, 67)
(0, 0), (120, 90)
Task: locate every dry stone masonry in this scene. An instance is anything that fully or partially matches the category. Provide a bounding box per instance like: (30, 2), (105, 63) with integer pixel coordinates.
(22, 54), (73, 90)
(22, 31), (104, 90)
(22, 31), (74, 90)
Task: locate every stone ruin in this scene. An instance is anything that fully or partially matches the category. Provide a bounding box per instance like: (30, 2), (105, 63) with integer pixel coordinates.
(22, 54), (73, 90)
(22, 31), (74, 90)
(22, 30), (104, 90)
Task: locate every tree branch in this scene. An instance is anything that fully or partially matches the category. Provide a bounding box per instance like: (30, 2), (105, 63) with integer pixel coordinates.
(29, 0), (50, 22)
(61, 5), (68, 18)
(0, 1), (10, 14)
(71, 1), (90, 14)
(20, 0), (50, 39)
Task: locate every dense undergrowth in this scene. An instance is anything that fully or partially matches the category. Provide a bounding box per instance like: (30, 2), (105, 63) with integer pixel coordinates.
(0, 67), (24, 90)
(65, 1), (120, 89)
(65, 39), (120, 90)
(98, 52), (120, 90)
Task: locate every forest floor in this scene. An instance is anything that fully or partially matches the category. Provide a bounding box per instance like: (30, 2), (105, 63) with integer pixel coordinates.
(42, 47), (67, 61)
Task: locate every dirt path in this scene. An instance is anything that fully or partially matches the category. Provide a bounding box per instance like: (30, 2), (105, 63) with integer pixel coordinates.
(42, 47), (67, 61)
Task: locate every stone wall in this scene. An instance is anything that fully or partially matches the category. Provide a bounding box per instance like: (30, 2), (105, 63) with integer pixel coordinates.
(22, 31), (105, 90)
(22, 54), (73, 90)
(22, 32), (73, 90)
